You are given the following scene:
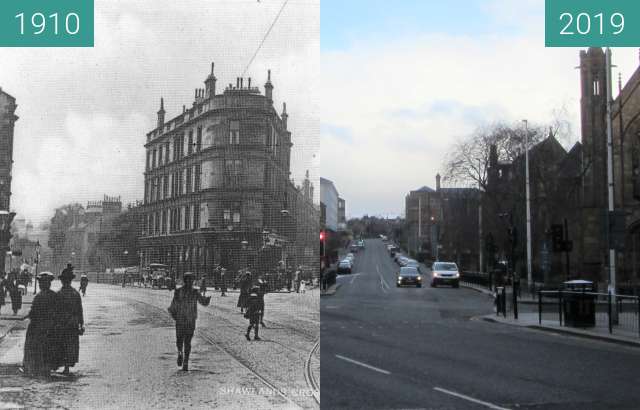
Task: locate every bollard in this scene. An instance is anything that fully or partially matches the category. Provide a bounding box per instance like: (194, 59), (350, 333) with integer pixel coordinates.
(538, 290), (542, 325)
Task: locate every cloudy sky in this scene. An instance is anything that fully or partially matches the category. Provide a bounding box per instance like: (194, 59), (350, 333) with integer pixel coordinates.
(0, 0), (319, 225)
(320, 0), (638, 219)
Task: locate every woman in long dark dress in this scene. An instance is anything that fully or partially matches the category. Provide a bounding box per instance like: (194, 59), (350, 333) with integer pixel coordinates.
(22, 272), (58, 377)
(236, 270), (252, 313)
(8, 278), (22, 315)
(0, 272), (7, 315)
(56, 267), (84, 375)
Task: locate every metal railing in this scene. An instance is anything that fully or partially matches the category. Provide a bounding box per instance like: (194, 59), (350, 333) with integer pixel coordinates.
(538, 290), (640, 338)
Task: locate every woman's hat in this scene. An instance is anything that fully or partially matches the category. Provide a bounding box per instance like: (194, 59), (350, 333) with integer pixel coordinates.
(59, 268), (75, 280)
(37, 272), (55, 281)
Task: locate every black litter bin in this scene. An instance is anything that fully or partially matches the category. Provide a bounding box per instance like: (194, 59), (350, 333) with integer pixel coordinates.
(562, 280), (596, 328)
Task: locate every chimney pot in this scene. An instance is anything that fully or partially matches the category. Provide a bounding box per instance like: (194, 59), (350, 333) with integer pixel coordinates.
(240, 78), (244, 88)
(248, 78), (252, 88)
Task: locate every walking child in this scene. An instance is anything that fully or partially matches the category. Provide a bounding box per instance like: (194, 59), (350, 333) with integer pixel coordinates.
(244, 286), (262, 341)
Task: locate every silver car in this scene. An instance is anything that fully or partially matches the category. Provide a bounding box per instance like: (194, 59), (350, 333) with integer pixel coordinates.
(430, 262), (460, 288)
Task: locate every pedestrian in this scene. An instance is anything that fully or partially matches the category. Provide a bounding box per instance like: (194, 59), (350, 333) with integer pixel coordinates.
(8, 277), (22, 315)
(199, 276), (207, 296)
(294, 267), (301, 293)
(56, 265), (84, 375)
(79, 274), (88, 297)
(220, 268), (227, 297)
(286, 267), (293, 293)
(0, 272), (7, 315)
(299, 279), (306, 294)
(22, 272), (59, 377)
(256, 278), (267, 328)
(237, 269), (252, 314)
(244, 286), (262, 341)
(167, 272), (210, 371)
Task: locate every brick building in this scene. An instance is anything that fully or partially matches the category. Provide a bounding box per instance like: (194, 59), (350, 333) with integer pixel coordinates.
(138, 63), (314, 278)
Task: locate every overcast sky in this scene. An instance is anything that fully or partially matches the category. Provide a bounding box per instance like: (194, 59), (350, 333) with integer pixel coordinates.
(320, 0), (638, 219)
(0, 0), (319, 226)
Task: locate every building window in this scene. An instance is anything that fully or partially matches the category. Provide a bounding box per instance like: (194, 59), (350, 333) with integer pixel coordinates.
(162, 210), (167, 234)
(186, 167), (192, 193)
(193, 203), (200, 229)
(152, 149), (157, 168)
(185, 205), (190, 230)
(158, 146), (163, 166)
(146, 151), (150, 171)
(225, 159), (242, 186)
(165, 142), (170, 163)
(163, 176), (168, 199)
(196, 126), (202, 152)
(223, 210), (231, 221)
(188, 130), (194, 155)
(194, 164), (201, 191)
(229, 120), (240, 145)
(233, 211), (240, 223)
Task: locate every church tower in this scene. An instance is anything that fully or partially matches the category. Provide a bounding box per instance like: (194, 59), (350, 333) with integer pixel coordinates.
(579, 47), (609, 278)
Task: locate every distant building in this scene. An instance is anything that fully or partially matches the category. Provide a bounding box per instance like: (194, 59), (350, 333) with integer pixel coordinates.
(337, 197), (346, 230)
(320, 178), (339, 232)
(0, 88), (18, 268)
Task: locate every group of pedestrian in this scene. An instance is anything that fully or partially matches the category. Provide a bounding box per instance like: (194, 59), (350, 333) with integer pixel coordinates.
(22, 264), (84, 377)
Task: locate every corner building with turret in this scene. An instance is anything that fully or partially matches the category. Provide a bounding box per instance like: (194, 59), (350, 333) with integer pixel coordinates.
(138, 63), (312, 279)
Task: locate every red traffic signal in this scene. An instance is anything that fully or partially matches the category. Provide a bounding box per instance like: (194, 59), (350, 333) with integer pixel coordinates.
(319, 231), (325, 241)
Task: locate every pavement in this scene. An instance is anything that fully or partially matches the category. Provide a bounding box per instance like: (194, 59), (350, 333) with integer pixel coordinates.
(0, 282), (319, 409)
(321, 238), (640, 410)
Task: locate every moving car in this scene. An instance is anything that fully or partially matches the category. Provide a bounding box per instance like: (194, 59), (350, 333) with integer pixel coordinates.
(431, 262), (460, 288)
(350, 243), (359, 253)
(404, 259), (421, 270)
(396, 266), (422, 287)
(337, 259), (352, 274)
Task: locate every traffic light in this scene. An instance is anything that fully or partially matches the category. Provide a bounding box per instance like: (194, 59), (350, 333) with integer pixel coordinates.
(319, 230), (325, 256)
(551, 224), (564, 253)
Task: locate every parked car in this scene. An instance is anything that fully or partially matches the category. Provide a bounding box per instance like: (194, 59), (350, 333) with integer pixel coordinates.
(346, 253), (355, 262)
(431, 262), (460, 288)
(350, 244), (359, 253)
(337, 259), (352, 274)
(396, 266), (422, 287)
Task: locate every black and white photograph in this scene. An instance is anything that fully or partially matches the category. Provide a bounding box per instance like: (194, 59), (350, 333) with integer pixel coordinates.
(0, 0), (319, 408)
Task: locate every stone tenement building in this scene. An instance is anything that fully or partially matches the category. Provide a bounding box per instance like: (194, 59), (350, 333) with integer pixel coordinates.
(139, 63), (315, 276)
(0, 88), (18, 265)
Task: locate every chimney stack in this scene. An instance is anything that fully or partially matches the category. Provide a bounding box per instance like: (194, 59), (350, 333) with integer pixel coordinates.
(248, 78), (252, 88)
(205, 62), (217, 98)
(265, 69), (273, 103)
(282, 102), (288, 130)
(157, 97), (166, 130)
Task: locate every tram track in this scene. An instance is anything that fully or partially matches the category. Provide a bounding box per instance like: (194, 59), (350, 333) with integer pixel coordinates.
(119, 291), (319, 409)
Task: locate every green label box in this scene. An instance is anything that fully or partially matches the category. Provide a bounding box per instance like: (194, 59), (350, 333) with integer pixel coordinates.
(0, 0), (94, 47)
(546, 0), (640, 47)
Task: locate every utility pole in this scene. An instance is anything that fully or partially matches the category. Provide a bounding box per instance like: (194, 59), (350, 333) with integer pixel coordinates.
(523, 119), (533, 292)
(605, 47), (617, 322)
(418, 195), (422, 256)
(479, 158), (483, 273)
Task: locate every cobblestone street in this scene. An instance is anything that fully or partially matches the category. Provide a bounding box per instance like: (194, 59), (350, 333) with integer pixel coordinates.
(0, 283), (319, 409)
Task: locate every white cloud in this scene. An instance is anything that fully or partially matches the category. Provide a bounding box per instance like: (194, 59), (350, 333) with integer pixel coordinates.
(321, 4), (637, 218)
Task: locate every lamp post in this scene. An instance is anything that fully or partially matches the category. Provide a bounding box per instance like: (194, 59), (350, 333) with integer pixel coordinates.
(33, 241), (40, 294)
(122, 250), (128, 287)
(281, 209), (291, 267)
(241, 239), (249, 270)
(523, 119), (533, 293)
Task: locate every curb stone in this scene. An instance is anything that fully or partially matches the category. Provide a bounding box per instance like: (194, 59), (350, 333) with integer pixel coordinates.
(480, 316), (640, 348)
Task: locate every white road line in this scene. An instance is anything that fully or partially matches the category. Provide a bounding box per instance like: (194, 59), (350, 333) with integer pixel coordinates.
(335, 354), (391, 375)
(433, 387), (511, 410)
(350, 274), (358, 284)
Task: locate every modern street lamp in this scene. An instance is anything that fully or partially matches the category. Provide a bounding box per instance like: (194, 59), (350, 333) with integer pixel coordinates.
(122, 250), (129, 287)
(523, 119), (533, 293)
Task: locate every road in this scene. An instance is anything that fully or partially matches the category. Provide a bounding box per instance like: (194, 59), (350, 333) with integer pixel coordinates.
(0, 283), (319, 409)
(321, 239), (640, 410)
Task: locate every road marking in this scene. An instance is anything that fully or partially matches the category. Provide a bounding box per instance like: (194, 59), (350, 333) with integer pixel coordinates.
(335, 354), (391, 375)
(350, 274), (358, 284)
(433, 387), (510, 410)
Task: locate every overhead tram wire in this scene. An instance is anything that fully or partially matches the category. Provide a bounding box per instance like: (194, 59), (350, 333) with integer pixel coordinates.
(242, 0), (290, 77)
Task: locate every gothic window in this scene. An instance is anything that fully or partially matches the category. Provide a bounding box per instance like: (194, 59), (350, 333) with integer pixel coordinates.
(196, 126), (202, 152)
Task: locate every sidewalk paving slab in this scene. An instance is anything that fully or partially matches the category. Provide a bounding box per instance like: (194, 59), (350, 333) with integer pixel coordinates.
(481, 312), (640, 348)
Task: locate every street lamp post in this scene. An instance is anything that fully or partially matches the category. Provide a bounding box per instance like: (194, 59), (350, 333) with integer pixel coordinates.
(33, 241), (40, 294)
(523, 119), (533, 293)
(122, 250), (128, 287)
